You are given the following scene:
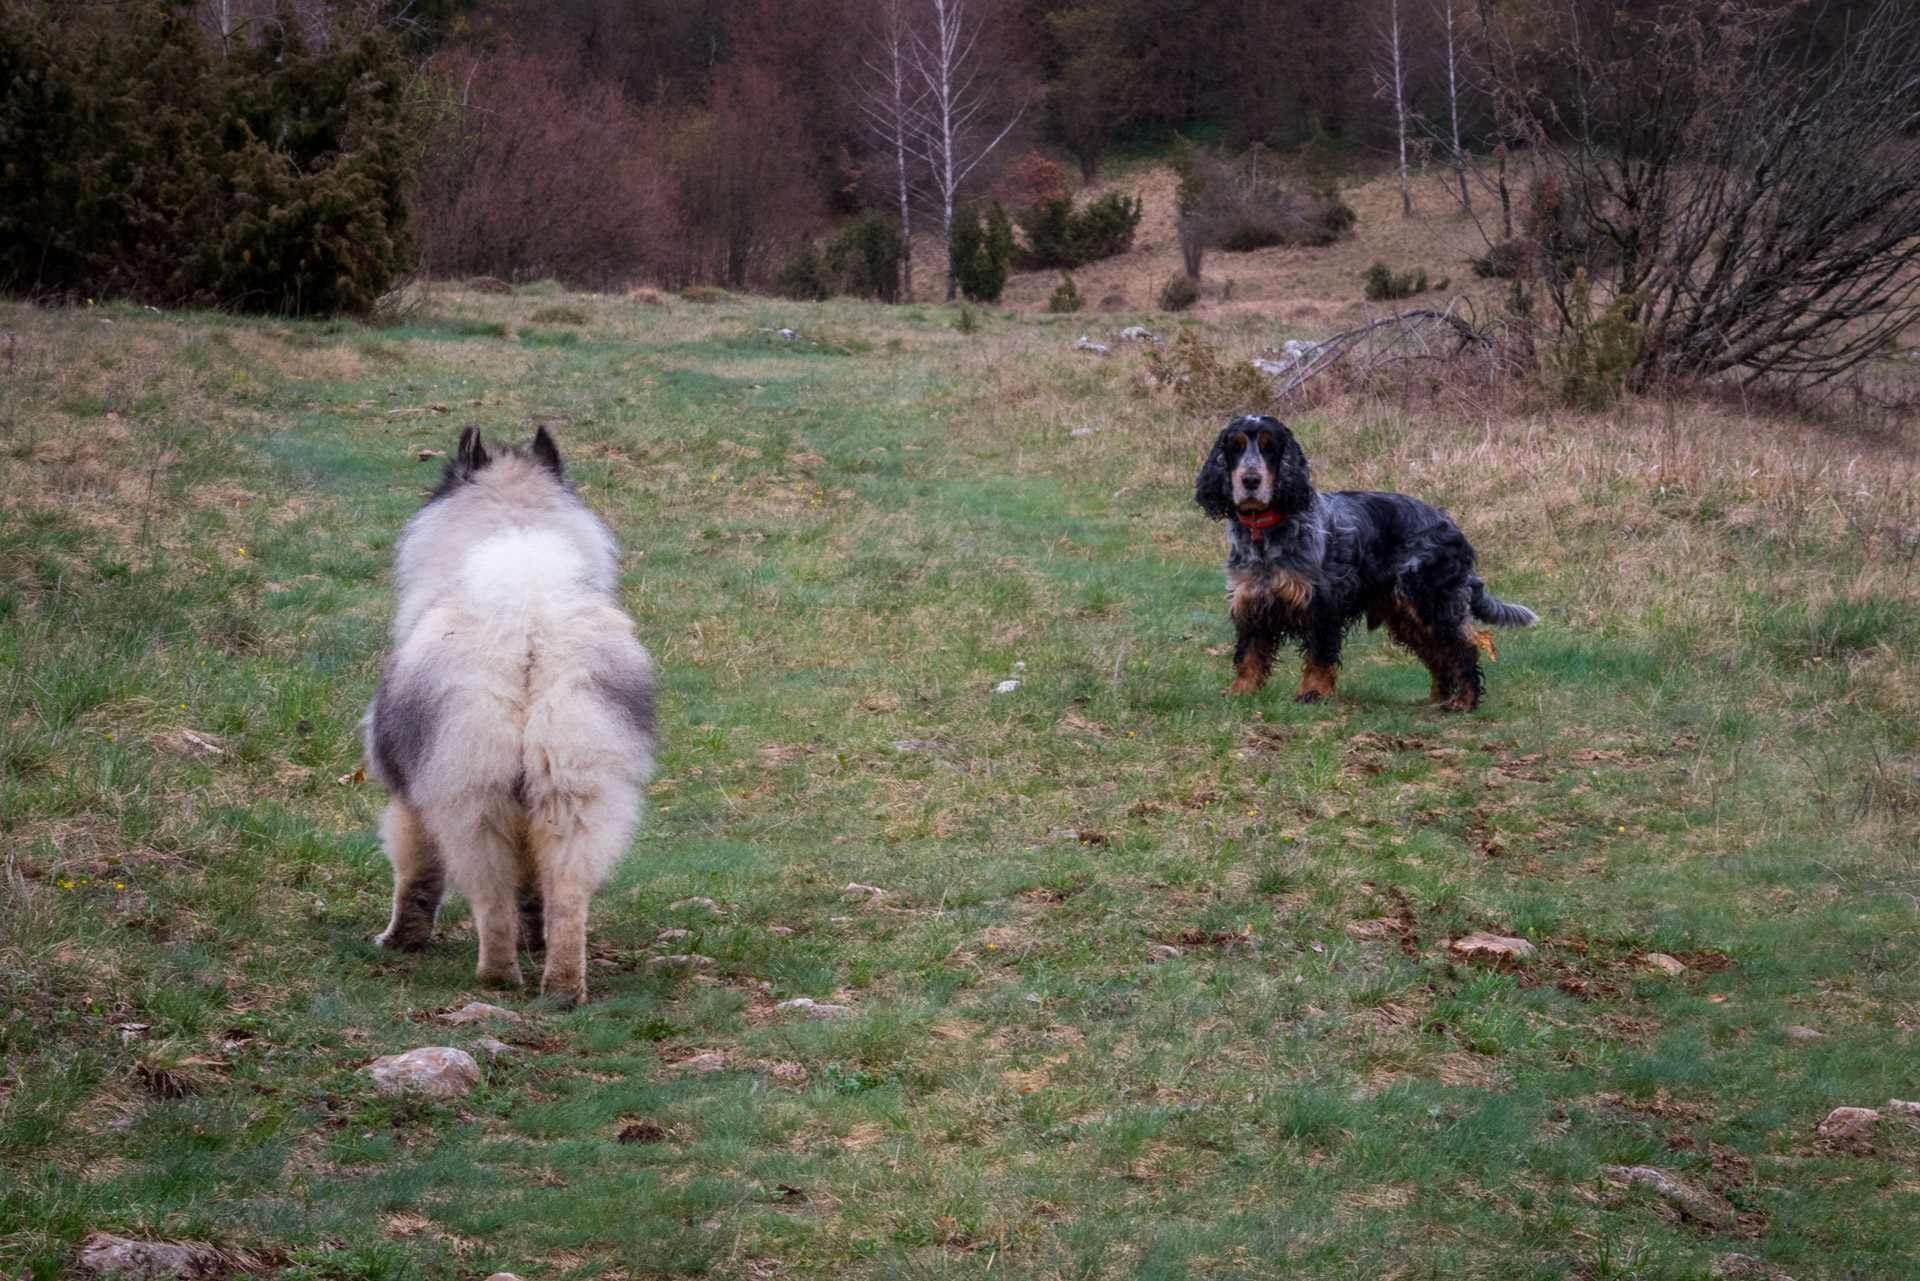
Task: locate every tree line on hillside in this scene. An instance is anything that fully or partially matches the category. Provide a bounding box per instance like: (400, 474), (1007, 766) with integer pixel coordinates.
(2, 0), (1917, 393)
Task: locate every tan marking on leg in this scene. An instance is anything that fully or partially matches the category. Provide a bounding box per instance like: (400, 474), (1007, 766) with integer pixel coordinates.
(1225, 644), (1274, 695)
(1294, 658), (1337, 703)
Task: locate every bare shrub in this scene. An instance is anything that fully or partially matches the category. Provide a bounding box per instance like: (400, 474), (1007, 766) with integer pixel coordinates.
(411, 49), (672, 289)
(663, 64), (823, 290)
(1489, 0), (1920, 389)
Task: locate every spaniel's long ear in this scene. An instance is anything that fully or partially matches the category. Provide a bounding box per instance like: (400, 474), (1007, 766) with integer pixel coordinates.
(1271, 424), (1314, 514)
(1194, 426), (1238, 521)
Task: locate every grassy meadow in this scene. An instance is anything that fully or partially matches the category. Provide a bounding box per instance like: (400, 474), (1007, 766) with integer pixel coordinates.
(3, 281), (1919, 1281)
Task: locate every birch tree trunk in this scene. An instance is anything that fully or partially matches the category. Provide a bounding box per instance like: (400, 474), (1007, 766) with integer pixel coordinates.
(1443, 0), (1470, 211)
(1391, 0), (1410, 216)
(899, 0), (1025, 303)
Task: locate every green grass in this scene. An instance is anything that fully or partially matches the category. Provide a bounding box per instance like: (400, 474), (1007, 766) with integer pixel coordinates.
(2, 290), (1917, 1280)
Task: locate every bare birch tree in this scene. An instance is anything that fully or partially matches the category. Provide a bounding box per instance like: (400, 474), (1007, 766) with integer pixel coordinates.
(1439, 0), (1469, 212)
(856, 0), (923, 297)
(1375, 0), (1412, 216)
(899, 0), (1026, 300)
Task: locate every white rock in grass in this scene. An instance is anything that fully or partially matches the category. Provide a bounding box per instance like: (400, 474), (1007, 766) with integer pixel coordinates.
(485, 1273), (527, 1281)
(1074, 336), (1110, 355)
(365, 1047), (479, 1097)
(669, 896), (723, 913)
(1147, 943), (1181, 961)
(1817, 1106), (1879, 1140)
(844, 882), (893, 899)
(1449, 932), (1536, 959)
(439, 1001), (521, 1025)
(646, 953), (716, 970)
(993, 679), (1023, 694)
(1644, 952), (1688, 976)
(1886, 1099), (1920, 1120)
(1784, 1025), (1825, 1040)
(470, 1036), (516, 1060)
(1119, 326), (1155, 343)
(776, 997), (855, 1019)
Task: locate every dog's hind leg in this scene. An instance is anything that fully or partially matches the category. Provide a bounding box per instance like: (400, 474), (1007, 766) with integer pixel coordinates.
(516, 872), (546, 954)
(375, 799), (445, 950)
(433, 808), (525, 988)
(1378, 594), (1453, 704)
(526, 798), (632, 1008)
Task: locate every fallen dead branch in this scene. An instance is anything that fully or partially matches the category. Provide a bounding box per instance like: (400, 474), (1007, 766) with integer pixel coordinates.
(1254, 299), (1527, 398)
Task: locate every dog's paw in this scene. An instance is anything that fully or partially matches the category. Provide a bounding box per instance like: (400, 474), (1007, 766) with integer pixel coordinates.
(476, 962), (526, 989)
(374, 923), (430, 952)
(541, 978), (587, 1009)
(1292, 690), (1324, 704)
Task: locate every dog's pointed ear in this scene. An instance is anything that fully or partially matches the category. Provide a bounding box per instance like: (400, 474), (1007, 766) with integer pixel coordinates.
(456, 425), (489, 472)
(1194, 425), (1238, 522)
(529, 425), (565, 479)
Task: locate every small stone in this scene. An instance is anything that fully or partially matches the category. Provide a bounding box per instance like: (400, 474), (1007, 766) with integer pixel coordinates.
(686, 1050), (729, 1072)
(1147, 943), (1181, 961)
(775, 997), (854, 1018)
(843, 882), (893, 899)
(485, 1273), (526, 1281)
(469, 1036), (515, 1060)
(1600, 1164), (1684, 1198)
(646, 953), (716, 970)
(1645, 952), (1687, 975)
(1450, 932), (1537, 959)
(1119, 326), (1155, 343)
(1784, 1025), (1824, 1039)
(1817, 1106), (1879, 1140)
(364, 1047), (479, 1097)
(668, 896), (722, 913)
(992, 679), (1023, 694)
(1069, 426), (1097, 437)
(655, 928), (694, 942)
(768, 925), (794, 936)
(439, 1001), (520, 1025)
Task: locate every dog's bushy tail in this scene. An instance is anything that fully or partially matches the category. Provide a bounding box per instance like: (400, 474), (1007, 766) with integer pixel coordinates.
(1470, 579), (1538, 628)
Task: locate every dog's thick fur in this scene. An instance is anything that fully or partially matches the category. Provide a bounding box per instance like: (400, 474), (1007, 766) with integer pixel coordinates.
(363, 425), (655, 1004)
(1195, 415), (1536, 709)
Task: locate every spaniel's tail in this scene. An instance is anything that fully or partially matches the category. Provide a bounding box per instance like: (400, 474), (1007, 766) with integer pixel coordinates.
(1470, 578), (1538, 628)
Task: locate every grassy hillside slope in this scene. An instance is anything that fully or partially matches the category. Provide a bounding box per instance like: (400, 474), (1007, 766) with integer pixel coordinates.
(2, 283), (1917, 1281)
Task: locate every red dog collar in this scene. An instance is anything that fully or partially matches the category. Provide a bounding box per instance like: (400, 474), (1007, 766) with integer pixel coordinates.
(1236, 510), (1285, 538)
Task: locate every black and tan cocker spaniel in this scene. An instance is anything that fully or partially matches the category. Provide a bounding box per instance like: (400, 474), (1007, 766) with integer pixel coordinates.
(1195, 415), (1536, 710)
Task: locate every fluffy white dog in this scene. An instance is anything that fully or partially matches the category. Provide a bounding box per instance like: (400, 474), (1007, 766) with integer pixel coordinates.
(363, 425), (654, 1005)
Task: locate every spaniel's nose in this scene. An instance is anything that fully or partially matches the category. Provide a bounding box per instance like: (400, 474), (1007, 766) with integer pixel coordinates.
(1238, 472), (1262, 488)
